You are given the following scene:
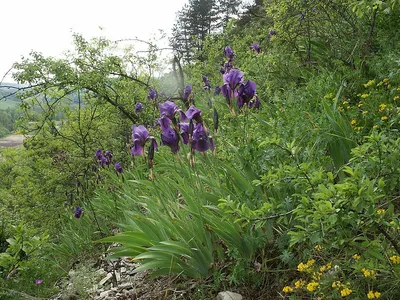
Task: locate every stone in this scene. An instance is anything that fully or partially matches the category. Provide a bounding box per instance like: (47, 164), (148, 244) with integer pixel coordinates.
(115, 271), (121, 282)
(99, 273), (113, 285)
(118, 282), (133, 290)
(217, 291), (243, 300)
(96, 269), (107, 277)
(99, 290), (111, 298)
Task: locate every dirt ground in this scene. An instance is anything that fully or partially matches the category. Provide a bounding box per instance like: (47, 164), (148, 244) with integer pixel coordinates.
(0, 134), (25, 148)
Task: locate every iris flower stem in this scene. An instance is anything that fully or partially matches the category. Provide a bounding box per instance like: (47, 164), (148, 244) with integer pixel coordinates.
(243, 105), (249, 143)
(87, 199), (104, 236)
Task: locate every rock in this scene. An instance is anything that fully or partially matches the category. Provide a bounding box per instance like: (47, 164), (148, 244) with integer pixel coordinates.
(99, 290), (111, 298)
(120, 267), (127, 273)
(68, 269), (76, 277)
(217, 291), (243, 300)
(118, 282), (133, 290)
(115, 271), (121, 282)
(96, 268), (107, 277)
(99, 272), (113, 285)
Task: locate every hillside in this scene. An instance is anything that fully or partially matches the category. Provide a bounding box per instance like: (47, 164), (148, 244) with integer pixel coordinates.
(0, 1), (400, 299)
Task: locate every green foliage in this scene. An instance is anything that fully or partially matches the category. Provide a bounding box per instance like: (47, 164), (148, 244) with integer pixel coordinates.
(1, 0), (400, 298)
(0, 224), (60, 299)
(95, 148), (267, 280)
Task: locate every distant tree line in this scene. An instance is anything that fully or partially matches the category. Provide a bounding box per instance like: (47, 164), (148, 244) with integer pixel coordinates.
(0, 108), (18, 137)
(170, 0), (243, 63)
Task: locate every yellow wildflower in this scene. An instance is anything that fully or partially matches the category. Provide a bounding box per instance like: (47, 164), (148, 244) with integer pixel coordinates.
(282, 286), (293, 293)
(361, 93), (369, 99)
(346, 106), (351, 110)
(390, 221), (400, 230)
(295, 279), (306, 289)
(312, 272), (322, 281)
(381, 116), (388, 121)
(364, 80), (375, 87)
(362, 268), (376, 278)
(389, 255), (400, 264)
(297, 262), (307, 272)
(397, 87), (400, 91)
(373, 125), (378, 129)
(307, 281), (319, 292)
(326, 262), (332, 269)
(332, 281), (342, 289)
(315, 244), (323, 251)
(319, 265), (327, 272)
(341, 287), (353, 297)
(342, 100), (349, 105)
(352, 254), (361, 260)
(379, 103), (387, 112)
(367, 291), (375, 299)
(383, 78), (389, 83)
(358, 103), (363, 107)
(376, 209), (385, 215)
(367, 290), (381, 299)
(394, 95), (399, 101)
(298, 259), (315, 272)
(362, 110), (368, 114)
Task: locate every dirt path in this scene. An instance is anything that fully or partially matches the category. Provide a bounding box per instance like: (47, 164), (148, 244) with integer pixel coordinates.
(0, 134), (25, 148)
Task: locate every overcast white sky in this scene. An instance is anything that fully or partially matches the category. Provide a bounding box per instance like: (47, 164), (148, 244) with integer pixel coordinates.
(0, 0), (188, 82)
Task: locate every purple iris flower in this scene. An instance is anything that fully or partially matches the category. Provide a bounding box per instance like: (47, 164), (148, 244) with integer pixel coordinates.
(159, 100), (178, 119)
(214, 86), (221, 96)
(209, 136), (215, 151)
(135, 102), (143, 113)
(184, 105), (202, 123)
(268, 29), (277, 40)
(147, 88), (158, 100)
(254, 96), (261, 108)
(221, 85), (236, 105)
(131, 125), (158, 156)
(180, 123), (190, 144)
(105, 151), (112, 163)
(224, 46), (235, 61)
(249, 96), (261, 109)
(183, 85), (192, 102)
(115, 162), (123, 173)
(223, 69), (244, 90)
(158, 115), (172, 132)
(221, 61), (233, 74)
(159, 100), (183, 131)
(237, 80), (257, 108)
(192, 123), (210, 152)
(161, 127), (180, 154)
(202, 75), (211, 90)
(95, 149), (102, 159)
(99, 155), (108, 167)
(74, 206), (83, 218)
(250, 43), (261, 54)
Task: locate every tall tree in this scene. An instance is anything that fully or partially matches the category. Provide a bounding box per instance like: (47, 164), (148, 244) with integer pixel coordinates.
(170, 0), (242, 63)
